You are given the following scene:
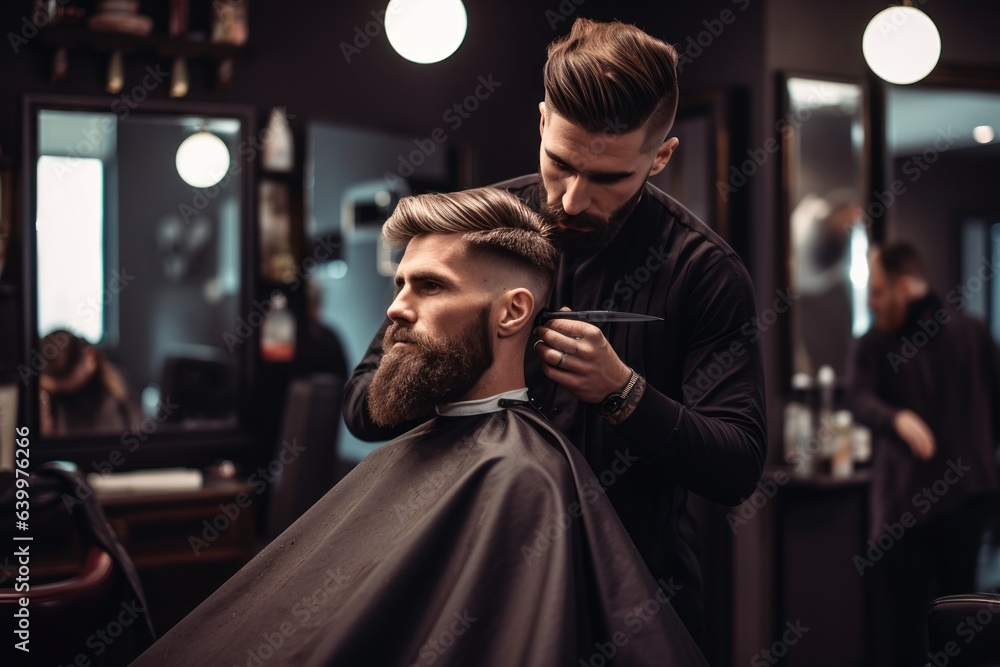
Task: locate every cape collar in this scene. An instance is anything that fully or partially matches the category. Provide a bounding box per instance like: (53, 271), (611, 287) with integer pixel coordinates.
(436, 388), (530, 417)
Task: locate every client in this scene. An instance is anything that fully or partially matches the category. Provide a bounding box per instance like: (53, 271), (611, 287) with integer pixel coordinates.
(132, 187), (706, 666)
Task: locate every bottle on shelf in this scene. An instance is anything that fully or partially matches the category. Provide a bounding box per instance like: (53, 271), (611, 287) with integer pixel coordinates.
(831, 410), (854, 479)
(261, 292), (296, 362)
(784, 372), (814, 470)
(816, 364), (837, 465)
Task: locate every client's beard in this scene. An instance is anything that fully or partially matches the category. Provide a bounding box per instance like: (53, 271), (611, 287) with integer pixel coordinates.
(538, 176), (643, 255)
(367, 307), (494, 427)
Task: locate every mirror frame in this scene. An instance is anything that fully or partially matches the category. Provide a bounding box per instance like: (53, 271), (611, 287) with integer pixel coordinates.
(776, 70), (872, 396)
(22, 93), (259, 470)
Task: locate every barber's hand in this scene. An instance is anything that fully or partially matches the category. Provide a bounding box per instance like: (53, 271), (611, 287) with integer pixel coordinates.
(533, 307), (631, 404)
(893, 409), (936, 461)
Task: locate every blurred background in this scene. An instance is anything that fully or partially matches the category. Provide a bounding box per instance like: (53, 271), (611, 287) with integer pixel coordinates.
(1, 1), (999, 665)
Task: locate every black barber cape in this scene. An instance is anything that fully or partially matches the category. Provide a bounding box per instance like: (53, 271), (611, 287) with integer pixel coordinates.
(131, 403), (706, 666)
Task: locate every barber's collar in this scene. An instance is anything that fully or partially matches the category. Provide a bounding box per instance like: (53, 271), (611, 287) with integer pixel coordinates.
(436, 388), (530, 416)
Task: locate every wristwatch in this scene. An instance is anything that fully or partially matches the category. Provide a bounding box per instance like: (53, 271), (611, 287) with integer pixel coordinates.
(600, 368), (640, 418)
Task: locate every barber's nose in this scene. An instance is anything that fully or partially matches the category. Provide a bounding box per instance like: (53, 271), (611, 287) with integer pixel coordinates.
(561, 176), (591, 216)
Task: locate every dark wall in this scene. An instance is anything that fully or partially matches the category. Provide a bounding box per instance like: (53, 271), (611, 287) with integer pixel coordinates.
(889, 143), (1000, 296)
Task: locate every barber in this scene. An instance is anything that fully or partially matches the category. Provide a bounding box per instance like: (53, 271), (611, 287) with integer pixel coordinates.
(345, 18), (767, 645)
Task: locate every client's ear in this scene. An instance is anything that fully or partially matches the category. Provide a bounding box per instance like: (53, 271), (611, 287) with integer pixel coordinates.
(496, 288), (536, 338)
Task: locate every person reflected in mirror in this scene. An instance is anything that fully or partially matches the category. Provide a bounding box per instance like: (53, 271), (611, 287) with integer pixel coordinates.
(39, 329), (139, 437)
(847, 241), (1000, 666)
(298, 279), (348, 379)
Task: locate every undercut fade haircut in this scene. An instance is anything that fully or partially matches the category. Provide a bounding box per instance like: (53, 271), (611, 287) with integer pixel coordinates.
(544, 18), (680, 152)
(877, 241), (926, 281)
(382, 187), (558, 297)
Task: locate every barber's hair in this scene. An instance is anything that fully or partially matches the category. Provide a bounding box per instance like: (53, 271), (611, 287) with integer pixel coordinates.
(543, 18), (680, 152)
(877, 241), (926, 281)
(40, 329), (130, 402)
(382, 187), (557, 297)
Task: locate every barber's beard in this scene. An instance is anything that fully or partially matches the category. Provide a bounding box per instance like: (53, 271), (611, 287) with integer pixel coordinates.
(367, 307), (494, 427)
(538, 176), (643, 255)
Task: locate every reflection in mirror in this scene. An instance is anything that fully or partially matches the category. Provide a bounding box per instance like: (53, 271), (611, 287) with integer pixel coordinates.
(784, 76), (869, 379)
(885, 85), (1000, 345)
(306, 122), (453, 463)
(33, 107), (246, 438)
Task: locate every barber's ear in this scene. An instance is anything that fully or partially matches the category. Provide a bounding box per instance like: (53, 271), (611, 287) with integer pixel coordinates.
(538, 102), (546, 137)
(648, 137), (680, 177)
(496, 288), (536, 338)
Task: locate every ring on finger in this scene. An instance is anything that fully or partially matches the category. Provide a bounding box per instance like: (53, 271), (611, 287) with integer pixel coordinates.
(556, 350), (567, 368)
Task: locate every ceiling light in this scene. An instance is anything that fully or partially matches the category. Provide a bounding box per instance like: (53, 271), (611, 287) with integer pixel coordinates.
(176, 131), (230, 189)
(385, 0), (467, 64)
(863, 5), (941, 85)
(973, 125), (995, 144)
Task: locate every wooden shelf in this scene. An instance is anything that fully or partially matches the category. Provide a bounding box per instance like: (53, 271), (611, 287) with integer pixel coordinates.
(39, 24), (247, 60)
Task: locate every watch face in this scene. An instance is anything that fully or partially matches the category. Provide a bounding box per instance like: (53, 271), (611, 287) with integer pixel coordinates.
(601, 395), (626, 416)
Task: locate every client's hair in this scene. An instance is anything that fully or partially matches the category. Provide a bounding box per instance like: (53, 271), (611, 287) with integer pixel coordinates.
(382, 187), (558, 297)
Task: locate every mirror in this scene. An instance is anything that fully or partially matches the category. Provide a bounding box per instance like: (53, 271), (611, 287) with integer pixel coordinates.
(780, 74), (870, 382)
(25, 96), (254, 443)
(884, 81), (1000, 344)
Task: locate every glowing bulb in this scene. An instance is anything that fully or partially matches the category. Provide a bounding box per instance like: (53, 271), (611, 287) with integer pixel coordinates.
(176, 131), (230, 188)
(863, 6), (941, 85)
(973, 125), (995, 144)
(385, 0), (467, 64)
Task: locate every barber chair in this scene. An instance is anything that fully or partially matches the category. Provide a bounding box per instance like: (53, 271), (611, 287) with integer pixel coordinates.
(927, 593), (1000, 667)
(265, 374), (344, 541)
(0, 464), (155, 665)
